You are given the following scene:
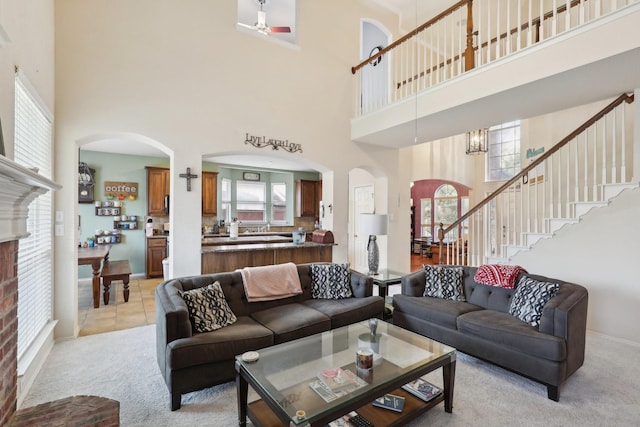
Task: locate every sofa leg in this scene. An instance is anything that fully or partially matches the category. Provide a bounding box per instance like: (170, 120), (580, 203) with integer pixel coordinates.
(547, 385), (559, 402)
(171, 393), (181, 411)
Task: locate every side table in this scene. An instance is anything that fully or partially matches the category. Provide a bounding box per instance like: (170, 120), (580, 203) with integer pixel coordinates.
(352, 268), (408, 320)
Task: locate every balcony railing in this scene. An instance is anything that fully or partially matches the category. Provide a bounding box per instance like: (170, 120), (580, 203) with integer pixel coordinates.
(352, 0), (638, 117)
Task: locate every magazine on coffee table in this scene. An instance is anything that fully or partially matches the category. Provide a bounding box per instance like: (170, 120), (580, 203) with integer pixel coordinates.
(310, 368), (367, 402)
(401, 377), (442, 402)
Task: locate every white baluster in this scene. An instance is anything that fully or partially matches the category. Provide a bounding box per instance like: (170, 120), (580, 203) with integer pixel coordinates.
(621, 102), (627, 181)
(593, 123), (598, 200)
(566, 0), (571, 31)
(496, 0), (501, 59)
(574, 135), (580, 202)
(539, 0), (545, 42)
(602, 114), (607, 187)
(612, 108), (618, 183)
(584, 128), (589, 200)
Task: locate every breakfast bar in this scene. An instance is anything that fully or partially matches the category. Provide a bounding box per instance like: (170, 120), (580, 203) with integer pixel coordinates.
(201, 241), (333, 274)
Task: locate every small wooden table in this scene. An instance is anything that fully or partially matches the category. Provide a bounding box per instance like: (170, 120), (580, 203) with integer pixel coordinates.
(78, 245), (111, 308)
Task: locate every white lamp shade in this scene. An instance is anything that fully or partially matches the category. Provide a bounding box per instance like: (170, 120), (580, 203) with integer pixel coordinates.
(359, 213), (388, 236)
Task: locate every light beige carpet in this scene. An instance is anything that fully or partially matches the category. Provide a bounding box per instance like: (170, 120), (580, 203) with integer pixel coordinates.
(21, 325), (640, 426)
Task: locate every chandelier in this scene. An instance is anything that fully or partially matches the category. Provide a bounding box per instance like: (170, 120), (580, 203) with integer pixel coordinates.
(466, 129), (489, 154)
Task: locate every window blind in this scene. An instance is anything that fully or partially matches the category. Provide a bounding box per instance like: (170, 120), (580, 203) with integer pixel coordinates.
(14, 72), (54, 359)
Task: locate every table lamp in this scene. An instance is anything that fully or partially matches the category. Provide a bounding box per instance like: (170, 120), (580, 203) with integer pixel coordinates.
(359, 213), (388, 275)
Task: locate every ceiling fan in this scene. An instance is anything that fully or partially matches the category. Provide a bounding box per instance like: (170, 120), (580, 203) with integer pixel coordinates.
(241, 0), (291, 36)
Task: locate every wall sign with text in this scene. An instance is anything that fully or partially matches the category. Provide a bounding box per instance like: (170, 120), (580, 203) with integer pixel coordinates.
(104, 181), (139, 201)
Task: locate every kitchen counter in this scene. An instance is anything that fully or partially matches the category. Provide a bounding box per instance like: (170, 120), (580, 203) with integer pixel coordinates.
(201, 241), (333, 274)
(202, 235), (293, 246)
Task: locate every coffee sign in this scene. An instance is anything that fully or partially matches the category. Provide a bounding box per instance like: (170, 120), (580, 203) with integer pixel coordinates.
(104, 181), (139, 201)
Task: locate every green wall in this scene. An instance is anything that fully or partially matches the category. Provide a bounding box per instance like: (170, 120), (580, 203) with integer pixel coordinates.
(78, 151), (168, 279)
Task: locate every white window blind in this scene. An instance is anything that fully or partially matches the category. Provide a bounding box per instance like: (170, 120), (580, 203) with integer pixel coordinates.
(14, 72), (54, 359)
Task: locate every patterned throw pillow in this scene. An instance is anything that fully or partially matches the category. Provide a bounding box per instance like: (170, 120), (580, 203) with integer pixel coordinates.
(509, 276), (560, 327)
(179, 281), (237, 333)
(423, 265), (466, 301)
(310, 263), (353, 299)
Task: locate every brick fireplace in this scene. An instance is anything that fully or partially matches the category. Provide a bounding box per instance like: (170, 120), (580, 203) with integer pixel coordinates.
(0, 157), (59, 426)
(0, 240), (18, 426)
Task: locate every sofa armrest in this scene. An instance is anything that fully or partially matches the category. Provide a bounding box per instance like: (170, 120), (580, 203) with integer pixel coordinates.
(350, 271), (374, 298)
(155, 280), (193, 380)
(401, 270), (426, 297)
(539, 283), (588, 376)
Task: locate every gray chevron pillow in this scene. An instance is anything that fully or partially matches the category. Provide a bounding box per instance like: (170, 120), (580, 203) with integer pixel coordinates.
(180, 281), (237, 333)
(509, 276), (560, 327)
(423, 265), (466, 301)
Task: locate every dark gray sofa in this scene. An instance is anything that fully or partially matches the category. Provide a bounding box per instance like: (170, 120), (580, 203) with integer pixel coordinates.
(393, 266), (588, 401)
(155, 263), (384, 410)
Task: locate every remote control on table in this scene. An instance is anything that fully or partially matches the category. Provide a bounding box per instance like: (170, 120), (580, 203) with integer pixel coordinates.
(347, 411), (374, 427)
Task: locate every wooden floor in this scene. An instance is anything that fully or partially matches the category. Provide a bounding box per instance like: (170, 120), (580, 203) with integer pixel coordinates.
(410, 251), (437, 271)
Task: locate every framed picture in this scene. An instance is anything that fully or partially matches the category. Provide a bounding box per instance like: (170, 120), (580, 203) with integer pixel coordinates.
(243, 172), (260, 181)
(78, 165), (96, 203)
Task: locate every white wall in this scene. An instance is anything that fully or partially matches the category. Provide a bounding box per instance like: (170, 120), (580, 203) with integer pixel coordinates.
(511, 187), (640, 344)
(52, 0), (401, 338)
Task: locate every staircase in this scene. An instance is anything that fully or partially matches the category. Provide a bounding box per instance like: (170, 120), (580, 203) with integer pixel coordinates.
(437, 93), (637, 266)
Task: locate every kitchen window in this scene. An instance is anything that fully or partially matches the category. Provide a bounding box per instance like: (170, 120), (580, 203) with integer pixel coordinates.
(271, 182), (286, 224)
(236, 181), (266, 222)
(221, 178), (231, 223)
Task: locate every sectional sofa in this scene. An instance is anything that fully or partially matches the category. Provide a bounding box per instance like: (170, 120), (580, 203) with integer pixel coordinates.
(155, 262), (384, 410)
(393, 265), (588, 401)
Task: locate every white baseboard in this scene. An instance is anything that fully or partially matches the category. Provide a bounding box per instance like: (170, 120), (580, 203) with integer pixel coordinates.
(16, 320), (57, 408)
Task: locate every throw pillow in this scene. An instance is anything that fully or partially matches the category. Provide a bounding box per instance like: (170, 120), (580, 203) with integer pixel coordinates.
(509, 276), (560, 327)
(310, 263), (353, 299)
(179, 281), (237, 333)
(422, 264), (466, 301)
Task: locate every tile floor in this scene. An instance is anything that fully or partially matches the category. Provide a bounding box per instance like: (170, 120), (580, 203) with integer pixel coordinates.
(78, 277), (162, 336)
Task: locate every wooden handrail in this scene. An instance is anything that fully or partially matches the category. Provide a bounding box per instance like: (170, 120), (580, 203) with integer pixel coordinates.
(440, 92), (635, 239)
(351, 0), (472, 75)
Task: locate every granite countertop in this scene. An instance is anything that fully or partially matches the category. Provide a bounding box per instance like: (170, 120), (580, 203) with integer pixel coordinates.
(202, 235), (293, 246)
(201, 241), (333, 253)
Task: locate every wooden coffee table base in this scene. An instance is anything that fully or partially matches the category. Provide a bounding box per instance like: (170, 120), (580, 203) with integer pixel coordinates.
(247, 387), (446, 427)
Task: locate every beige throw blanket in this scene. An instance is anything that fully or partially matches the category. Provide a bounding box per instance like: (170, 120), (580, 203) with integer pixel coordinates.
(239, 262), (303, 302)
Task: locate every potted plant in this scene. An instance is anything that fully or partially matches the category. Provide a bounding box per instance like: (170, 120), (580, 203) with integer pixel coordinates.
(86, 236), (96, 247)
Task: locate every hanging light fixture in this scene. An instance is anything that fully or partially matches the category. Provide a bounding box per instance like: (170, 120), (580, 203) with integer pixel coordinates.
(465, 128), (489, 154)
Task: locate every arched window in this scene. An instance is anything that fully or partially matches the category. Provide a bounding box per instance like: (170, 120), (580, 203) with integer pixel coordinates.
(435, 184), (458, 242)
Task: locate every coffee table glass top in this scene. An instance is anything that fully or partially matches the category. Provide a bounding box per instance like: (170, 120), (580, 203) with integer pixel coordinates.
(236, 320), (455, 425)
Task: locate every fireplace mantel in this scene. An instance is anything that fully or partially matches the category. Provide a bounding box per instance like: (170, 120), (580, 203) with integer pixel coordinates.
(0, 155), (61, 243)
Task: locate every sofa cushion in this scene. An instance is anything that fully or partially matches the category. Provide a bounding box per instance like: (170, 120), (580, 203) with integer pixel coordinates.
(310, 263), (353, 299)
(457, 310), (566, 361)
(509, 276), (560, 327)
(179, 281), (237, 333)
(393, 295), (481, 329)
(251, 303), (332, 344)
(167, 316), (274, 370)
(423, 265), (466, 302)
(303, 296), (384, 329)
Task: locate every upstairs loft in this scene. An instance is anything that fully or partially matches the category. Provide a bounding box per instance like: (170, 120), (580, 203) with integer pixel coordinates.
(351, 1), (640, 148)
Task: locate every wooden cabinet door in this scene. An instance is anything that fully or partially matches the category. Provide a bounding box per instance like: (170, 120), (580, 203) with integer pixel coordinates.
(146, 167), (169, 216)
(202, 171), (218, 216)
(146, 238), (167, 278)
(296, 180), (319, 218)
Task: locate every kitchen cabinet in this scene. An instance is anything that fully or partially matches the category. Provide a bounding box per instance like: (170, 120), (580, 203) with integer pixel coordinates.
(146, 167), (170, 216)
(146, 237), (167, 278)
(202, 171), (218, 216)
(295, 179), (322, 218)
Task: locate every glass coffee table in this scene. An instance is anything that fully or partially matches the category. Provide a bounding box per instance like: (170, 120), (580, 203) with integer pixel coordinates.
(236, 320), (456, 426)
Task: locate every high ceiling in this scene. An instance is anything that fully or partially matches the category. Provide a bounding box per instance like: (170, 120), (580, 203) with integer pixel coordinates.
(79, 0), (454, 170)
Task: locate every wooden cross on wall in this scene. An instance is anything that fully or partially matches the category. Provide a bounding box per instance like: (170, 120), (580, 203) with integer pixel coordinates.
(179, 168), (199, 192)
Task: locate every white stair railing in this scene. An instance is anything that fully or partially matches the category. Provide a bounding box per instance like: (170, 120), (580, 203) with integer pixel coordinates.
(437, 93), (635, 266)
